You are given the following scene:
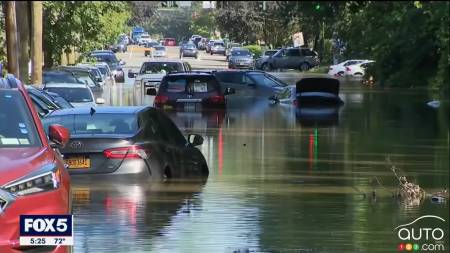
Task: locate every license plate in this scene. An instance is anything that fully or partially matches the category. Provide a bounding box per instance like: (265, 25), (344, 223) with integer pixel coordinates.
(184, 103), (202, 111)
(65, 157), (90, 169)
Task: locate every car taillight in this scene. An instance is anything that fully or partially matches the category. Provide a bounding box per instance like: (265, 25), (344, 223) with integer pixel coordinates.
(209, 95), (225, 104)
(104, 146), (149, 159)
(346, 67), (351, 71)
(154, 95), (168, 106)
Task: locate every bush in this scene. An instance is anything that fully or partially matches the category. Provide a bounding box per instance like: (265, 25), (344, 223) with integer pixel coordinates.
(244, 45), (262, 58)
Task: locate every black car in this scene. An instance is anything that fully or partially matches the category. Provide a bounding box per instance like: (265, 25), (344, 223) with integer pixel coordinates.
(42, 106), (209, 179)
(87, 51), (125, 83)
(43, 70), (84, 84)
(213, 70), (288, 97)
(147, 72), (235, 111)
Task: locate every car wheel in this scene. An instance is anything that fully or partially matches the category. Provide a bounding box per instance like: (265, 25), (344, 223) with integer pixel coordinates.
(337, 71), (345, 76)
(210, 52), (213, 55)
(354, 72), (363, 76)
(299, 63), (310, 72)
(262, 63), (271, 71)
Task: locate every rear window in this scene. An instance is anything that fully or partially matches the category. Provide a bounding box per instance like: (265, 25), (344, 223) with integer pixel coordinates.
(163, 76), (219, 93)
(43, 72), (81, 84)
(231, 50), (251, 56)
(0, 90), (41, 147)
(139, 62), (183, 74)
(43, 114), (138, 135)
(214, 42), (224, 47)
(44, 87), (93, 103)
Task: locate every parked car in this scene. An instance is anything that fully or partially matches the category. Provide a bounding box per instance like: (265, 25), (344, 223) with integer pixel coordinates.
(205, 40), (216, 53)
(0, 76), (71, 253)
(228, 49), (254, 69)
(138, 34), (152, 46)
(144, 41), (161, 57)
(147, 72), (235, 110)
(57, 66), (103, 92)
(210, 41), (226, 56)
(198, 38), (208, 50)
(213, 70), (289, 98)
(164, 38), (176, 46)
(225, 42), (242, 59)
(41, 106), (209, 179)
(260, 47), (319, 71)
(110, 40), (127, 53)
(129, 60), (192, 90)
(255, 49), (279, 70)
(294, 77), (343, 106)
(344, 60), (375, 77)
(26, 85), (73, 117)
(94, 62), (115, 85)
(76, 64), (106, 86)
(327, 60), (369, 76)
(87, 51), (125, 83)
(43, 83), (105, 108)
(180, 43), (199, 59)
(43, 70), (84, 85)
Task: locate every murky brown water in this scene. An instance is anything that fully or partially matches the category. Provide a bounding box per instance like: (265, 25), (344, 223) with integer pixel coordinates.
(76, 77), (449, 253)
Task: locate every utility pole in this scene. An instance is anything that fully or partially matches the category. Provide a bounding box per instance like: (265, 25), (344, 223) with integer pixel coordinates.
(16, 1), (30, 83)
(31, 1), (43, 84)
(5, 1), (19, 77)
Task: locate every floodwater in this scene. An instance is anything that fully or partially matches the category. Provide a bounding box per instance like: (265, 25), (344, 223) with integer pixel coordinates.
(75, 78), (449, 253)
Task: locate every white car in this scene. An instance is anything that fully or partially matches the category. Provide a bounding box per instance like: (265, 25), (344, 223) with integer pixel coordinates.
(138, 34), (152, 46)
(328, 60), (369, 76)
(344, 60), (375, 77)
(152, 45), (167, 57)
(43, 83), (105, 107)
(128, 59), (191, 90)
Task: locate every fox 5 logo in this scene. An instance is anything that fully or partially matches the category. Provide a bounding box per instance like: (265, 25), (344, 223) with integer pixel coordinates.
(20, 215), (72, 236)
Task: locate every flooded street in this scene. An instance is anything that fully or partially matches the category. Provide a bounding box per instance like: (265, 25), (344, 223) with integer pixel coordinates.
(73, 74), (449, 253)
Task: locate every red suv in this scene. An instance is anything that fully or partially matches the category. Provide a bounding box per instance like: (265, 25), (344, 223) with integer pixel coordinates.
(164, 38), (176, 46)
(0, 76), (71, 253)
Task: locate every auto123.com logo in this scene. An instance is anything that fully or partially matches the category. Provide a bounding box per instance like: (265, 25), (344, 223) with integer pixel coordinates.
(395, 215), (447, 252)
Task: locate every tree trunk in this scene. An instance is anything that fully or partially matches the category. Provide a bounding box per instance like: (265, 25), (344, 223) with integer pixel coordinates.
(16, 1), (30, 83)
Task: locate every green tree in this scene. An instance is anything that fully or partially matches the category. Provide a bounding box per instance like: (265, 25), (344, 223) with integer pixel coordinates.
(43, 1), (130, 67)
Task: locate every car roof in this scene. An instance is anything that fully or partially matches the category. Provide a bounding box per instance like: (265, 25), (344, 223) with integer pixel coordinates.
(58, 66), (92, 72)
(90, 50), (114, 54)
(142, 59), (185, 63)
(44, 83), (90, 88)
(47, 106), (150, 116)
(166, 72), (214, 77)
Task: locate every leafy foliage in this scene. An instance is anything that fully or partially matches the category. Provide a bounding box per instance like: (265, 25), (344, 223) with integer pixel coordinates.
(43, 1), (130, 67)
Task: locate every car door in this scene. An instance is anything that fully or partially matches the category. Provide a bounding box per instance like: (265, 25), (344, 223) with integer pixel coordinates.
(271, 49), (286, 69)
(215, 72), (255, 96)
(286, 48), (301, 69)
(156, 111), (204, 177)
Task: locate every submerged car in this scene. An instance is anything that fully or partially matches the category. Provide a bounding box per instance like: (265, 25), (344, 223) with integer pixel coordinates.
(180, 43), (199, 58)
(43, 70), (84, 85)
(42, 106), (209, 179)
(144, 41), (162, 57)
(57, 66), (103, 92)
(87, 51), (125, 83)
(260, 47), (319, 71)
(0, 76), (71, 253)
(210, 41), (226, 55)
(147, 72), (235, 110)
(129, 60), (192, 90)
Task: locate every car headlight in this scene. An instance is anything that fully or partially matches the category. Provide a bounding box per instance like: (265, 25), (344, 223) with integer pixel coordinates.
(134, 80), (141, 86)
(3, 164), (60, 196)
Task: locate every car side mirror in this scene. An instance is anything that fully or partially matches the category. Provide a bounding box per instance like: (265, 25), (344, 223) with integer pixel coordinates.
(48, 124), (70, 148)
(146, 88), (157, 96)
(128, 70), (137, 78)
(224, 87), (235, 95)
(188, 134), (203, 146)
(95, 98), (105, 104)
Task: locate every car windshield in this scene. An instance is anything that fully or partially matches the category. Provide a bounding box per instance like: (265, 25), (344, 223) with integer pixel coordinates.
(46, 93), (73, 109)
(139, 62), (183, 74)
(43, 114), (138, 135)
(247, 72), (287, 87)
(0, 90), (41, 147)
(97, 66), (108, 76)
(231, 50), (251, 56)
(155, 46), (165, 51)
(44, 87), (93, 103)
(185, 44), (196, 49)
(43, 72), (82, 84)
(164, 76), (219, 93)
(264, 50), (277, 56)
(214, 42), (224, 47)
